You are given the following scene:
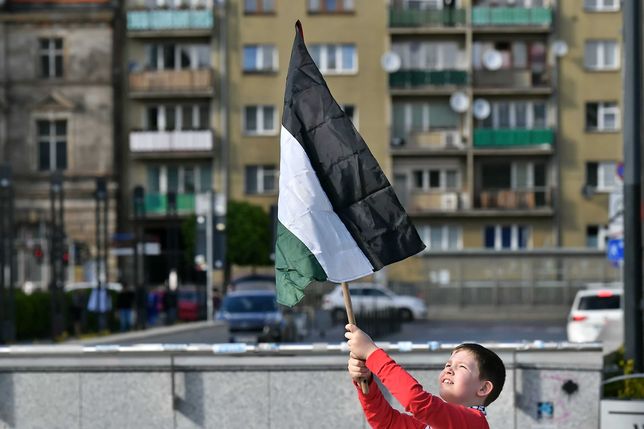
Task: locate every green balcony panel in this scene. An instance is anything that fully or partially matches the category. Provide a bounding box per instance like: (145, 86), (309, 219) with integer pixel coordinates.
(472, 7), (551, 26)
(127, 10), (214, 31)
(474, 128), (554, 147)
(389, 8), (465, 27)
(390, 70), (468, 88)
(144, 194), (167, 215)
(177, 194), (195, 212)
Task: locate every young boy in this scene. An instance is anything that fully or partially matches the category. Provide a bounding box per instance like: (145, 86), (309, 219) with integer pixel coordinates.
(345, 324), (505, 429)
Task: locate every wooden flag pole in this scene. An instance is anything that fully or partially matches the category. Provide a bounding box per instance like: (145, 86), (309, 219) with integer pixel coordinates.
(341, 281), (370, 394)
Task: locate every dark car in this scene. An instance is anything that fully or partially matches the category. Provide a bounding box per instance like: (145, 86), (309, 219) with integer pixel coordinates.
(178, 286), (206, 321)
(216, 290), (283, 343)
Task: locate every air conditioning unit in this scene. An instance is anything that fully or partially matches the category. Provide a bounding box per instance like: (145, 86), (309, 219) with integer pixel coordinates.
(443, 131), (463, 149)
(441, 192), (459, 210)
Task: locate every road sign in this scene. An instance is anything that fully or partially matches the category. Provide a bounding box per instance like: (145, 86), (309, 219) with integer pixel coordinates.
(607, 239), (624, 262)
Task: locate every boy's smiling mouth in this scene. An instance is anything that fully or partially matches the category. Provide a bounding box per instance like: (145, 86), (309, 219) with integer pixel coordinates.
(441, 378), (454, 385)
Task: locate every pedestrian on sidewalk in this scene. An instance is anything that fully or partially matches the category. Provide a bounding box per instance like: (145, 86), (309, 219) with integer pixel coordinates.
(116, 283), (136, 332)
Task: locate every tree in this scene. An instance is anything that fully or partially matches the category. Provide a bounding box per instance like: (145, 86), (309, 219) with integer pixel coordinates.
(226, 201), (272, 267)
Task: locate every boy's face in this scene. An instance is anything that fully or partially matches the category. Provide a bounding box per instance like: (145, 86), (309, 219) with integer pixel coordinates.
(438, 350), (491, 406)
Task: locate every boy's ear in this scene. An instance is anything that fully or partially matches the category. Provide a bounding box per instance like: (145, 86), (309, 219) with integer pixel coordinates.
(476, 380), (493, 399)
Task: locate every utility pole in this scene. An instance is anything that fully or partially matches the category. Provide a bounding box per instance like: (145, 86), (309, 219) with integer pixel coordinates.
(0, 164), (15, 343)
(49, 172), (65, 339)
(133, 185), (146, 329)
(623, 0), (643, 372)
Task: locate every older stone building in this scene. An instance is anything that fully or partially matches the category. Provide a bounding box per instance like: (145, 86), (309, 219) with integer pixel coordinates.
(0, 0), (118, 289)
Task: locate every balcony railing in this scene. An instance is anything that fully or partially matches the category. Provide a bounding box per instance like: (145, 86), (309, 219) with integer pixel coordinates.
(473, 69), (549, 89)
(390, 70), (468, 88)
(472, 7), (552, 27)
(474, 129), (554, 148)
(127, 10), (213, 31)
(476, 188), (551, 210)
(403, 191), (467, 214)
(145, 193), (195, 215)
(130, 130), (213, 153)
(129, 69), (213, 94)
(389, 8), (466, 27)
(391, 130), (464, 151)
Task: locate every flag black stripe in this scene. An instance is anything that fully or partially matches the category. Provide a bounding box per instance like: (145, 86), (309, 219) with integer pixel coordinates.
(281, 22), (425, 270)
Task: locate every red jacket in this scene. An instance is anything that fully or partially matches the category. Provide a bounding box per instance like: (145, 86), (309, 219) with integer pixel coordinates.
(354, 349), (489, 429)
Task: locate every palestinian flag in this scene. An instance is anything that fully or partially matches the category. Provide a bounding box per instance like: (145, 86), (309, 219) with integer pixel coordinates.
(275, 21), (426, 307)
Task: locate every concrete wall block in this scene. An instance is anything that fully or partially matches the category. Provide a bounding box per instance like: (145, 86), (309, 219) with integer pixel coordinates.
(268, 370), (365, 429)
(79, 372), (173, 429)
(174, 371), (270, 429)
(0, 372), (80, 429)
(515, 368), (600, 429)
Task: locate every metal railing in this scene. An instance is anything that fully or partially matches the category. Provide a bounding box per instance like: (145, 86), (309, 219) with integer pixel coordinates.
(472, 7), (552, 26)
(390, 70), (468, 88)
(129, 130), (213, 153)
(473, 128), (554, 147)
(389, 8), (466, 27)
(127, 9), (214, 31)
(129, 69), (214, 93)
(476, 188), (551, 209)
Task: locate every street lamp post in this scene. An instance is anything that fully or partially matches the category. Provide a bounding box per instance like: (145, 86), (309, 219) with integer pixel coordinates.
(132, 185), (146, 329)
(49, 172), (65, 339)
(0, 164), (15, 343)
(95, 177), (109, 331)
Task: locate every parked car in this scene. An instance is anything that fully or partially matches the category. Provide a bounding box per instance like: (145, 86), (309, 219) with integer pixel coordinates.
(178, 286), (206, 321)
(322, 283), (427, 323)
(567, 288), (623, 343)
(216, 290), (283, 343)
(228, 275), (276, 292)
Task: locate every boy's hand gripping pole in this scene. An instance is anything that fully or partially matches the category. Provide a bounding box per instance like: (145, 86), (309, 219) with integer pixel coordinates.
(342, 281), (370, 395)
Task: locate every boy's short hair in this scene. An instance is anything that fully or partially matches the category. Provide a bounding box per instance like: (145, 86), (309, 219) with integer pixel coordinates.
(453, 343), (506, 406)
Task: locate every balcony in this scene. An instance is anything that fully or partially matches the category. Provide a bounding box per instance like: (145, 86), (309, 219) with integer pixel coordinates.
(476, 188), (551, 210)
(404, 191), (467, 215)
(474, 129), (554, 148)
(391, 130), (465, 154)
(472, 7), (552, 27)
(129, 69), (214, 97)
(390, 70), (468, 88)
(127, 9), (213, 32)
(473, 69), (550, 92)
(389, 8), (466, 28)
(129, 130), (213, 153)
(144, 193), (195, 216)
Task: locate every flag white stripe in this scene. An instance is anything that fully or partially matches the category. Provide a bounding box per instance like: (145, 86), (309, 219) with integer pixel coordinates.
(278, 125), (374, 282)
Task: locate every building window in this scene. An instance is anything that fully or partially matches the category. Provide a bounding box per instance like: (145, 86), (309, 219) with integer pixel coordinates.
(418, 225), (461, 251)
(411, 168), (460, 191)
(586, 161), (617, 192)
(39, 38), (63, 79)
(145, 104), (209, 131)
(480, 101), (547, 129)
(310, 44), (357, 74)
(586, 225), (608, 249)
(244, 105), (276, 135)
(392, 102), (459, 140)
(392, 41), (465, 71)
(244, 0), (275, 13)
(243, 45), (278, 72)
(584, 41), (619, 70)
(144, 44), (210, 70)
(146, 164), (211, 194)
(584, 0), (619, 12)
(37, 119), (67, 171)
(245, 165), (277, 194)
(484, 225), (530, 250)
(586, 102), (620, 131)
(308, 0), (354, 13)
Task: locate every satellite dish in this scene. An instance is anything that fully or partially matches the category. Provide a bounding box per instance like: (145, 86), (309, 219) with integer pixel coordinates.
(449, 92), (469, 113)
(381, 51), (401, 73)
(553, 40), (569, 57)
(473, 99), (491, 120)
(391, 137), (405, 147)
(482, 50), (503, 71)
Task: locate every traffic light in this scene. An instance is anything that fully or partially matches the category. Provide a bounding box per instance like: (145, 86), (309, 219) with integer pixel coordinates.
(33, 244), (44, 265)
(62, 250), (70, 266)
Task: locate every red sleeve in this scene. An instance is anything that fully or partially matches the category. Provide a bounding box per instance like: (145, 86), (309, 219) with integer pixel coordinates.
(354, 376), (426, 429)
(366, 349), (490, 429)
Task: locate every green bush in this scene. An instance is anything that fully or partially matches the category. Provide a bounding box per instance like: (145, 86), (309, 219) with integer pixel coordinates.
(13, 289), (119, 342)
(603, 346), (644, 399)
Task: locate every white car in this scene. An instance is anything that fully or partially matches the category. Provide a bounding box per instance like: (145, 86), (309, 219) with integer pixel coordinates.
(322, 283), (427, 323)
(566, 288), (623, 344)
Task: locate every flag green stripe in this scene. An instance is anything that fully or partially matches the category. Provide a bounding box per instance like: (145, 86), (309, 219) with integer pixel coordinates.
(275, 220), (327, 306)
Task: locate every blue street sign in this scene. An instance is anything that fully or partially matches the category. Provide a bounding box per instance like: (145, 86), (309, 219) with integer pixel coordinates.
(607, 239), (624, 262)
